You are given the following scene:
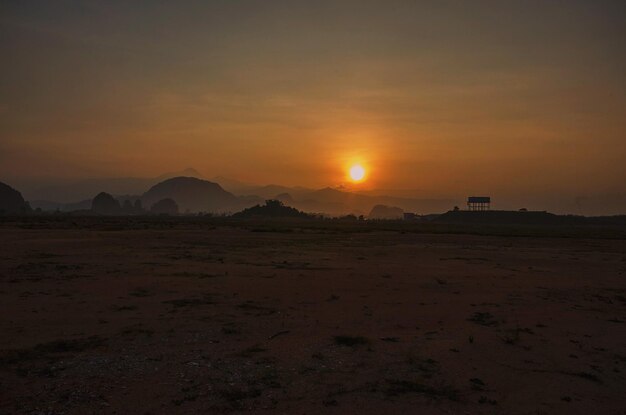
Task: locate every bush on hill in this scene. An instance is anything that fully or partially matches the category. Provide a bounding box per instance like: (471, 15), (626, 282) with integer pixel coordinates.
(232, 200), (310, 219)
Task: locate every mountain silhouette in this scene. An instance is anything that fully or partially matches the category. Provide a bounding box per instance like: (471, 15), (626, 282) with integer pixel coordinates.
(266, 187), (452, 216)
(211, 177), (314, 199)
(210, 176), (255, 193)
(22, 168), (204, 203)
(0, 181), (30, 214)
(142, 177), (260, 213)
(213, 177), (457, 215)
(274, 193), (295, 204)
(156, 168), (202, 180)
(91, 192), (121, 214)
(21, 170), (455, 215)
(232, 200), (310, 218)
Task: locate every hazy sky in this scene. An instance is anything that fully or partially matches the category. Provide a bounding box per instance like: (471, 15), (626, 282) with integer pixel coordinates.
(1, 1), (625, 198)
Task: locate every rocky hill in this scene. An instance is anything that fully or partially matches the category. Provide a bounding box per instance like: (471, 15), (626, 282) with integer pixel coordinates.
(0, 181), (30, 214)
(232, 200), (310, 219)
(142, 177), (260, 213)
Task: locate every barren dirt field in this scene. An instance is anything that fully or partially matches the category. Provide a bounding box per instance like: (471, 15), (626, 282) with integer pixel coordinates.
(1, 219), (626, 414)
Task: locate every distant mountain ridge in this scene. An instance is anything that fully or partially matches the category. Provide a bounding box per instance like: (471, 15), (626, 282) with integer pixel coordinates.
(22, 168), (204, 203)
(212, 178), (457, 215)
(232, 200), (310, 219)
(142, 177), (261, 213)
(157, 168), (202, 180)
(0, 181), (30, 214)
(13, 171), (626, 216)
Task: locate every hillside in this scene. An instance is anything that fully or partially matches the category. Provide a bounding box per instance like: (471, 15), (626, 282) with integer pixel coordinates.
(20, 168), (204, 203)
(0, 181), (30, 214)
(232, 200), (310, 219)
(289, 187), (455, 216)
(142, 177), (260, 213)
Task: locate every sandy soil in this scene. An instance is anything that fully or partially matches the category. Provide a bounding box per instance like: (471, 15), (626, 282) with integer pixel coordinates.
(1, 219), (625, 414)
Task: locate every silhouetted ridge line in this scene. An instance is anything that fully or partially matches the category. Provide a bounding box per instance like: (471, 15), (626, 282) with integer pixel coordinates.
(91, 192), (120, 215)
(142, 176), (260, 213)
(0, 181), (31, 214)
(232, 200), (311, 218)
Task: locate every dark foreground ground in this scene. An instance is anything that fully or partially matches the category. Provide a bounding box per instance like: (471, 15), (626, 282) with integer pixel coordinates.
(1, 217), (625, 414)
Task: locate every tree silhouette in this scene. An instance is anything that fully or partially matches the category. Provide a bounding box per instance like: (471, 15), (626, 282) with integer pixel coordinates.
(91, 192), (120, 214)
(232, 199), (310, 218)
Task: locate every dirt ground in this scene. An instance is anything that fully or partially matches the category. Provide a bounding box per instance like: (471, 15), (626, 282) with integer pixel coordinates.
(1, 219), (625, 414)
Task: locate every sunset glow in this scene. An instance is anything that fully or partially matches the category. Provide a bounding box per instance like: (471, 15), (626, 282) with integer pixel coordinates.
(349, 165), (366, 182)
(1, 3), (625, 413)
(0, 2), (625, 214)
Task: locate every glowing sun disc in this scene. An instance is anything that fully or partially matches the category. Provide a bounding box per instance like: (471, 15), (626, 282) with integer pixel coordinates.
(349, 165), (366, 181)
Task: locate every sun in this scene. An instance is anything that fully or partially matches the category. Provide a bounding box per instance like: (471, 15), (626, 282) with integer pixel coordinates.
(349, 164), (366, 182)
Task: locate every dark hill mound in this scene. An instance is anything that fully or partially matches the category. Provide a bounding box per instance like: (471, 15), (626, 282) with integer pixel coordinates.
(232, 200), (311, 219)
(142, 177), (250, 213)
(91, 192), (121, 214)
(0, 181), (29, 214)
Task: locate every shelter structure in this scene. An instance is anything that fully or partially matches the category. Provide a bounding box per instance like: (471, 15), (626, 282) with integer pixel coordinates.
(467, 196), (491, 211)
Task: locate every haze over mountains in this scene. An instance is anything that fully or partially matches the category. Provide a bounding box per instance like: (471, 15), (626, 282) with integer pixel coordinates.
(21, 168), (203, 204)
(142, 177), (262, 214)
(6, 168), (626, 216)
(19, 168), (459, 216)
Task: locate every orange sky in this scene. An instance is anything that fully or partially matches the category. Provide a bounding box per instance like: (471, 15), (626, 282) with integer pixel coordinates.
(1, 1), (625, 201)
